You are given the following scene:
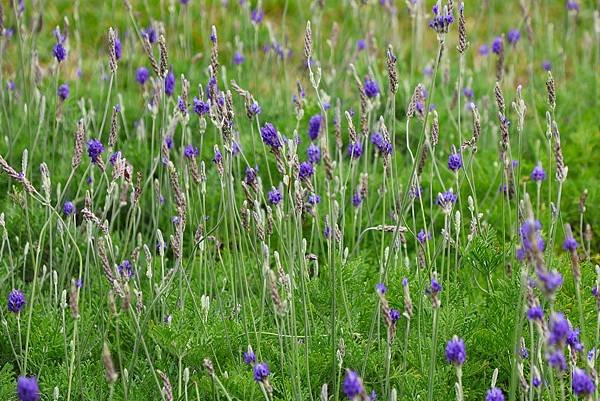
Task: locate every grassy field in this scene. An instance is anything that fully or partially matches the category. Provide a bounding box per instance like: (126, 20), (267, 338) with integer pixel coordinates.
(0, 0), (599, 400)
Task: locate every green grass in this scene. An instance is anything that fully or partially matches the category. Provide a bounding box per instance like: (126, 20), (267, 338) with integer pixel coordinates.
(0, 0), (599, 400)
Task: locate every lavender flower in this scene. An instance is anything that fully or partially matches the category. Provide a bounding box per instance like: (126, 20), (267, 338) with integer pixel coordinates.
(371, 133), (393, 156)
(563, 236), (577, 251)
(375, 283), (387, 295)
(142, 27), (157, 43)
(357, 39), (366, 51)
(268, 188), (282, 205)
(87, 139), (105, 163)
(164, 70), (175, 97)
(537, 270), (563, 295)
(244, 166), (258, 185)
(507, 29), (521, 45)
(566, 327), (584, 352)
(136, 67), (149, 85)
(17, 376), (40, 401)
(436, 190), (457, 208)
(251, 8), (264, 24)
(53, 42), (67, 63)
(114, 35), (122, 60)
(547, 350), (566, 371)
(63, 201), (75, 215)
(542, 60), (552, 71)
(253, 362), (269, 382)
(177, 97), (187, 114)
(364, 77), (380, 98)
(352, 192), (362, 208)
(260, 123), (282, 149)
(390, 309), (401, 324)
(307, 143), (321, 164)
(8, 289), (26, 313)
(57, 83), (70, 101)
(249, 102), (261, 116)
(347, 142), (363, 159)
(566, 0), (580, 13)
(118, 260), (134, 278)
(478, 44), (490, 56)
(530, 165), (546, 182)
(447, 151), (462, 171)
(428, 1), (455, 34)
(298, 161), (314, 180)
(526, 305), (544, 321)
(243, 350), (256, 365)
(485, 387), (505, 401)
(445, 336), (466, 366)
(492, 36), (503, 54)
(184, 145), (199, 159)
(572, 368), (595, 397)
(307, 194), (320, 205)
(193, 98), (210, 116)
(342, 370), (364, 400)
(417, 229), (430, 244)
(308, 114), (323, 140)
(233, 51), (245, 65)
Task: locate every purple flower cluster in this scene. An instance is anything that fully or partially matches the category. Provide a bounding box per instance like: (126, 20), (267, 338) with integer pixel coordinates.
(485, 387), (505, 401)
(308, 114), (323, 140)
(492, 36), (503, 55)
(261, 123), (282, 149)
(57, 84), (70, 101)
(347, 142), (363, 159)
(193, 97), (210, 116)
(447, 151), (462, 171)
(184, 145), (199, 159)
(572, 368), (595, 396)
(307, 143), (321, 164)
(342, 370), (364, 399)
(87, 139), (105, 163)
(136, 67), (149, 85)
(530, 165), (546, 182)
(364, 77), (380, 98)
(164, 70), (175, 97)
(428, 1), (454, 34)
(371, 133), (392, 156)
(268, 188), (282, 205)
(253, 362), (269, 382)
(8, 289), (26, 313)
(17, 376), (40, 401)
(118, 260), (134, 278)
(445, 336), (466, 366)
(516, 220), (544, 261)
(298, 161), (314, 180)
(63, 201), (75, 215)
(507, 29), (521, 45)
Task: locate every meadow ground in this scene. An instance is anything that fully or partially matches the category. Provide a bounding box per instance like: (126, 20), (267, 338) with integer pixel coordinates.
(0, 0), (599, 400)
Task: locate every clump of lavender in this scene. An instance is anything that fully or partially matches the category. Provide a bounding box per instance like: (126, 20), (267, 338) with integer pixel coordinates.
(298, 161), (314, 181)
(8, 289), (26, 313)
(426, 276), (442, 308)
(17, 376), (40, 401)
(164, 69), (175, 97)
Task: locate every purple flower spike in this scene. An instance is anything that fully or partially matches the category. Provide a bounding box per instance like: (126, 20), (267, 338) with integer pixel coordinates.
(253, 362), (269, 382)
(572, 368), (595, 396)
(445, 336), (466, 366)
(17, 376), (40, 401)
(136, 67), (149, 85)
(268, 188), (283, 205)
(8, 289), (26, 314)
(485, 387), (505, 401)
(342, 370), (364, 400)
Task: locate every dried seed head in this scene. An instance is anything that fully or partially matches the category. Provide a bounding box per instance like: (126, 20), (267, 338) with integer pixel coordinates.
(108, 27), (117, 73)
(456, 3), (468, 53)
(72, 119), (85, 168)
(386, 45), (398, 94)
(158, 34), (168, 78)
(102, 342), (119, 383)
(546, 71), (556, 110)
(304, 21), (313, 61)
